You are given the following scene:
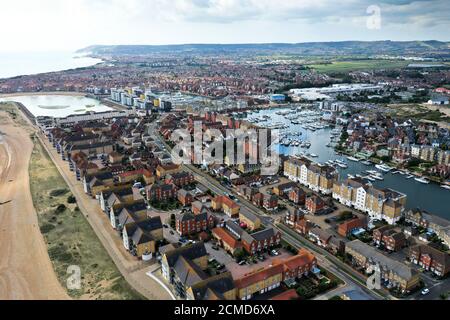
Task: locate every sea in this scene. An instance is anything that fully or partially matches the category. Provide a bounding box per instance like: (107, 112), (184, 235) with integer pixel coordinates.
(0, 51), (102, 79)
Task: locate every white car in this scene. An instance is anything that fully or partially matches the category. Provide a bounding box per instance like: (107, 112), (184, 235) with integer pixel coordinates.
(421, 288), (430, 296)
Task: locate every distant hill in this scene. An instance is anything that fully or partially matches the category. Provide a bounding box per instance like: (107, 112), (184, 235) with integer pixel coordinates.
(78, 41), (450, 57)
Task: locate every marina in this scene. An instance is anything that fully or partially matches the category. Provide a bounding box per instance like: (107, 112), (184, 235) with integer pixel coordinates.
(244, 106), (450, 219)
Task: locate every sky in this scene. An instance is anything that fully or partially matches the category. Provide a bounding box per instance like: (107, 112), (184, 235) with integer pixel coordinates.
(0, 0), (449, 52)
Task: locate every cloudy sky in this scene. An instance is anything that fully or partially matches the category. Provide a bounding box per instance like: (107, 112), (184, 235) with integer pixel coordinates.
(0, 0), (449, 52)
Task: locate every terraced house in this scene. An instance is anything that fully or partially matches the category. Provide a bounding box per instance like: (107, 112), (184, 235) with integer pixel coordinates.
(284, 157), (338, 194)
(404, 209), (450, 247)
(212, 195), (240, 218)
(345, 240), (420, 293)
(186, 272), (236, 300)
(213, 221), (281, 256)
(176, 211), (215, 236)
(333, 178), (406, 225)
(408, 244), (450, 277)
(234, 249), (316, 300)
(332, 177), (368, 208)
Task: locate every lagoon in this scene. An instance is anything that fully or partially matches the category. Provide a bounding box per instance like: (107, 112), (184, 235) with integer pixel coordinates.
(0, 95), (112, 118)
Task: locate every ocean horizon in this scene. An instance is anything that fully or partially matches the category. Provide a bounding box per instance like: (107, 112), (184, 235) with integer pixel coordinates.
(0, 51), (102, 79)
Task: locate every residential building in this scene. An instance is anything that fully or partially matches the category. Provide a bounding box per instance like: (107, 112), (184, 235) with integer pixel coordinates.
(234, 249), (317, 300)
(345, 240), (420, 292)
(373, 226), (406, 252)
(337, 217), (367, 237)
(408, 244), (450, 277)
(177, 189), (194, 206)
(176, 211), (215, 236)
(212, 195), (240, 218)
(305, 195), (325, 214)
(186, 272), (236, 300)
(288, 187), (306, 205)
(146, 183), (178, 202)
(404, 209), (450, 247)
(165, 171), (195, 187)
(333, 178), (407, 225)
(161, 242), (209, 289)
(122, 216), (163, 258)
(239, 208), (261, 231)
(213, 221), (281, 256)
(234, 264), (283, 300)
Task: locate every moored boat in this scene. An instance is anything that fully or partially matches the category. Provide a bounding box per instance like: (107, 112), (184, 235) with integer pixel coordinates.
(414, 177), (430, 184)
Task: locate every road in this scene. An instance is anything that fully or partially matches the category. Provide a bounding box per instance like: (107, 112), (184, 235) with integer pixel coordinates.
(151, 123), (389, 300)
(0, 110), (69, 300)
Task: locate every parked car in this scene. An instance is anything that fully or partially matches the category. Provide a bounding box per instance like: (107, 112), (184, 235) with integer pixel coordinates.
(169, 230), (174, 235)
(211, 245), (220, 251)
(163, 224), (169, 228)
(421, 288), (430, 296)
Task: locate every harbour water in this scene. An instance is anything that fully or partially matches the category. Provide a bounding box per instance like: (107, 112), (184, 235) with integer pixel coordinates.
(245, 107), (450, 219)
(0, 95), (112, 117)
(0, 51), (102, 79)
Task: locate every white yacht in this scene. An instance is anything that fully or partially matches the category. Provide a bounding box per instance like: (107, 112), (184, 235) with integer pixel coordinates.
(414, 177), (430, 184)
(347, 156), (360, 162)
(375, 164), (393, 172)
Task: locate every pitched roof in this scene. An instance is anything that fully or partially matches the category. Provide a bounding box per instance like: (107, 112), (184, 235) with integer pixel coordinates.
(164, 242), (208, 268)
(189, 272), (235, 300)
(173, 256), (207, 287)
(212, 227), (241, 249)
(234, 264), (284, 289)
(347, 240), (418, 280)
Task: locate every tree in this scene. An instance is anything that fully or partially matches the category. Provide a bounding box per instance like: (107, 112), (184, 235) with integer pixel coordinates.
(234, 248), (246, 262)
(67, 195), (77, 204)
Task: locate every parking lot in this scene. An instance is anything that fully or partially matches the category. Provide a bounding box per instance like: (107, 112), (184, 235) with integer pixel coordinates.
(206, 242), (295, 279)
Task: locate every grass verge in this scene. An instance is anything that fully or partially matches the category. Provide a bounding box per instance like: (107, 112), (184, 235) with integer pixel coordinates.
(28, 131), (144, 300)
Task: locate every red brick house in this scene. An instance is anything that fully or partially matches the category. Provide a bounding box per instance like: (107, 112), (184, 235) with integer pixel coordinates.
(289, 187), (306, 205)
(177, 189), (194, 206)
(176, 211), (215, 236)
(252, 192), (264, 207)
(373, 225), (406, 252)
(409, 244), (450, 277)
(146, 183), (177, 202)
(337, 217), (367, 237)
(263, 194), (278, 210)
(294, 219), (314, 236)
(285, 209), (304, 226)
(305, 195), (325, 214)
(274, 249), (317, 281)
(165, 171), (195, 187)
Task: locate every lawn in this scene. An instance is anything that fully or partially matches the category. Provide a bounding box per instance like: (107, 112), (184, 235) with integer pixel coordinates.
(29, 137), (143, 300)
(308, 59), (409, 73)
